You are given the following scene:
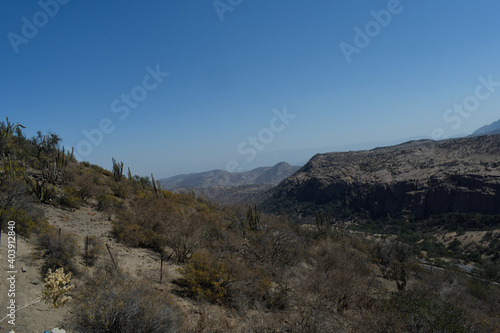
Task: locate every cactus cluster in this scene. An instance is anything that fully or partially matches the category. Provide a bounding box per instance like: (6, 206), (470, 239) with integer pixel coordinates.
(315, 212), (343, 238)
(0, 117), (25, 138)
(247, 204), (260, 231)
(24, 173), (49, 202)
(56, 147), (74, 169)
(42, 147), (74, 184)
(112, 158), (124, 182)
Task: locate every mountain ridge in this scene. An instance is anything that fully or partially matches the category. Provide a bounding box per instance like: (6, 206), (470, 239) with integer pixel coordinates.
(472, 118), (500, 136)
(159, 161), (299, 190)
(262, 135), (500, 219)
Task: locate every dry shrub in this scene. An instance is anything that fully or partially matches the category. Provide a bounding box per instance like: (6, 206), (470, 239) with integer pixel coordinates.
(183, 303), (236, 333)
(72, 265), (181, 333)
(96, 193), (122, 212)
(37, 227), (79, 274)
(110, 179), (131, 198)
(305, 236), (375, 314)
(0, 179), (48, 236)
(164, 213), (204, 262)
(113, 194), (209, 255)
(0, 205), (43, 236)
(369, 290), (470, 333)
(83, 235), (104, 267)
(255, 276), (291, 311)
(177, 251), (234, 305)
(60, 186), (83, 208)
(243, 215), (302, 267)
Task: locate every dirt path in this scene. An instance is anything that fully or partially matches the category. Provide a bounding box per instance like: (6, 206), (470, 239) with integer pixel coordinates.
(0, 203), (186, 332)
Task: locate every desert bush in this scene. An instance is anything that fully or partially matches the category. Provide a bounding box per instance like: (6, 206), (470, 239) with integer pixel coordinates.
(83, 235), (104, 267)
(59, 186), (83, 208)
(373, 291), (471, 333)
(0, 206), (41, 236)
(113, 194), (211, 254)
(111, 179), (131, 198)
(42, 267), (75, 308)
(183, 303), (236, 333)
(73, 267), (181, 333)
(256, 276), (290, 310)
(0, 180), (48, 236)
(112, 216), (146, 248)
(306, 237), (375, 313)
(96, 193), (122, 212)
(164, 213), (203, 262)
(177, 251), (234, 305)
(74, 170), (100, 200)
(37, 228), (79, 274)
(241, 215), (302, 268)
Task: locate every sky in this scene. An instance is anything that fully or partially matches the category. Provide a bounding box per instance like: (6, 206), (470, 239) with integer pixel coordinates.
(2, 0), (500, 178)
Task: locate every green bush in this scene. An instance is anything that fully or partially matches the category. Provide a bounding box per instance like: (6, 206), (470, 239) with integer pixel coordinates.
(0, 206), (43, 237)
(60, 186), (83, 208)
(96, 193), (122, 212)
(178, 251), (233, 305)
(111, 180), (130, 198)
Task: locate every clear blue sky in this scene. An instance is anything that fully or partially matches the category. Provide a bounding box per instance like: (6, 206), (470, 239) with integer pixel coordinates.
(2, 0), (500, 178)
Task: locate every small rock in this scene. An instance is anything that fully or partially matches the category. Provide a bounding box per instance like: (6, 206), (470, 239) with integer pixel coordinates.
(31, 281), (39, 285)
(51, 328), (66, 333)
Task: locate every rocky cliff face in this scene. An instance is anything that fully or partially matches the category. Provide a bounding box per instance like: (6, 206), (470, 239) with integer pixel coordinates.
(264, 136), (500, 219)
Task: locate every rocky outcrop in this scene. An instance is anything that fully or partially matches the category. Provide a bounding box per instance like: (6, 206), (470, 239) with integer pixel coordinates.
(264, 135), (500, 219)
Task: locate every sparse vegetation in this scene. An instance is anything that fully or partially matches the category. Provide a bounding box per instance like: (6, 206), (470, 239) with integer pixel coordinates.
(1, 119), (499, 332)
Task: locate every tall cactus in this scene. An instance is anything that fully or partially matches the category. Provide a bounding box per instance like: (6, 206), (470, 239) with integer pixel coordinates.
(112, 158), (124, 182)
(3, 153), (14, 179)
(1, 117), (25, 138)
(151, 173), (162, 196)
(127, 167), (132, 181)
(56, 147), (74, 168)
(247, 204), (260, 231)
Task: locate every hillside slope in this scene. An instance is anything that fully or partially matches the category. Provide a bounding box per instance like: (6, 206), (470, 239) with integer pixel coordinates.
(472, 118), (500, 136)
(263, 135), (500, 219)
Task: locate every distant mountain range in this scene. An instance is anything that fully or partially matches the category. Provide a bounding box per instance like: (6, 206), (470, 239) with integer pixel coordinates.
(158, 118), (500, 207)
(471, 119), (500, 136)
(159, 162), (300, 204)
(159, 162), (299, 190)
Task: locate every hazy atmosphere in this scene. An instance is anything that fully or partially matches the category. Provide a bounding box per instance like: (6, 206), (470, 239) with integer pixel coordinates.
(3, 0), (500, 177)
(3, 2), (500, 331)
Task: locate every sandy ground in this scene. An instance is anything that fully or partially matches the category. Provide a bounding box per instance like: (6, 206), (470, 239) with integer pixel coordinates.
(0, 203), (185, 333)
(0, 230), (68, 332)
(436, 230), (500, 247)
